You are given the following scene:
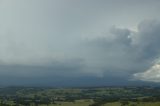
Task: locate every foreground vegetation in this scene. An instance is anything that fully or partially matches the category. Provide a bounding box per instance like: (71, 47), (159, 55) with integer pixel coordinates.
(0, 86), (160, 106)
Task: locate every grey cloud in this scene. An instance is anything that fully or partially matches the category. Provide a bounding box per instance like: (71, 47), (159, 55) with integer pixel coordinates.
(0, 58), (85, 77)
(1, 20), (160, 86)
(78, 20), (160, 81)
(131, 20), (160, 60)
(0, 0), (160, 86)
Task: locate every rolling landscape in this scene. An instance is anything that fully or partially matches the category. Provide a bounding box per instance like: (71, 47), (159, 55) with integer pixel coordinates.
(1, 86), (160, 106)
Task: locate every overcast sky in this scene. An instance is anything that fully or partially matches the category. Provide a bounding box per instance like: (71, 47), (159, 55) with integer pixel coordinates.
(0, 0), (160, 86)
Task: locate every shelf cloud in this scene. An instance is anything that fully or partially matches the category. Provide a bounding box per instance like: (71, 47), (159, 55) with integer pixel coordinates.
(0, 0), (160, 86)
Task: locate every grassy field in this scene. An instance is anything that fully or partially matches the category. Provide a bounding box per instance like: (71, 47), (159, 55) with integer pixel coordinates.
(1, 86), (160, 106)
(104, 102), (160, 106)
(38, 101), (160, 106)
(40, 102), (91, 106)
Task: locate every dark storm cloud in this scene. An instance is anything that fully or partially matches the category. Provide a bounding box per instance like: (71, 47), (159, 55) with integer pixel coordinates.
(78, 20), (160, 81)
(1, 19), (160, 86)
(132, 20), (160, 59)
(0, 58), (85, 77)
(1, 20), (160, 85)
(1, 0), (160, 86)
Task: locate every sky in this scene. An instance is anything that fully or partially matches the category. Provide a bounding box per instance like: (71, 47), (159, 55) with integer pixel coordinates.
(0, 0), (160, 86)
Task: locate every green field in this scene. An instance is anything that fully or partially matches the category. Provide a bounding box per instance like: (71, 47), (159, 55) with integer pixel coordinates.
(38, 101), (160, 106)
(0, 86), (160, 106)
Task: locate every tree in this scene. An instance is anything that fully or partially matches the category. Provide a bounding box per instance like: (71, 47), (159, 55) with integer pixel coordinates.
(120, 101), (129, 106)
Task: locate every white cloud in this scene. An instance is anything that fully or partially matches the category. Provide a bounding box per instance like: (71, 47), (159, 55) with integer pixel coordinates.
(133, 63), (160, 82)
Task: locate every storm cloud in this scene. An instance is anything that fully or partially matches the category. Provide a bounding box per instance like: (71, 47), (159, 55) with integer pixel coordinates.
(0, 0), (160, 86)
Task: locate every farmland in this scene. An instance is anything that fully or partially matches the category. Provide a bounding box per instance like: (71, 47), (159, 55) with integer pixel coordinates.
(0, 86), (160, 106)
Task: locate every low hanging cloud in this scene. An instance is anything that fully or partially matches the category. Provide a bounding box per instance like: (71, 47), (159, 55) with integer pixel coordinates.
(0, 19), (160, 86)
(1, 20), (160, 82)
(79, 20), (160, 82)
(0, 0), (160, 86)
